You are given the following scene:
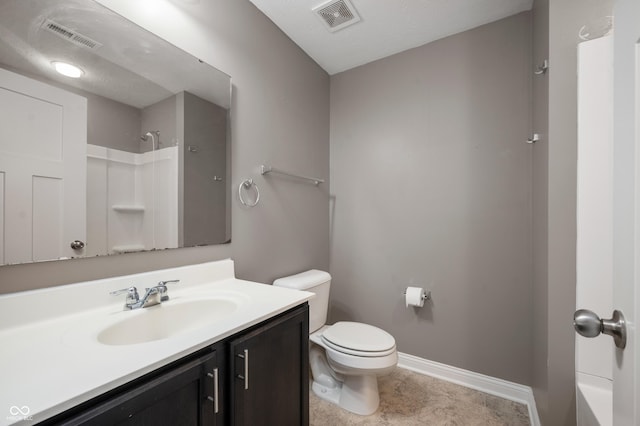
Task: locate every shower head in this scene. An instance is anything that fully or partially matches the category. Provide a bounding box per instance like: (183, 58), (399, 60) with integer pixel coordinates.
(141, 130), (160, 141)
(140, 131), (160, 149)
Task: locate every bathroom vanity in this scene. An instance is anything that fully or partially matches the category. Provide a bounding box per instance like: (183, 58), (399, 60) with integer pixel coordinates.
(0, 260), (312, 425)
(42, 304), (308, 425)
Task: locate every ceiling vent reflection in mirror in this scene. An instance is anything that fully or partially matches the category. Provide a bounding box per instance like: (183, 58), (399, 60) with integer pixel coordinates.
(312, 0), (361, 33)
(42, 19), (102, 50)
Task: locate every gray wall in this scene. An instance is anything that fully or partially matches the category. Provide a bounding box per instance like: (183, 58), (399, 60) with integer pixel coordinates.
(531, 0), (549, 421)
(329, 13), (533, 385)
(183, 91), (228, 246)
(0, 0), (330, 293)
(88, 93), (141, 153)
(140, 95), (177, 153)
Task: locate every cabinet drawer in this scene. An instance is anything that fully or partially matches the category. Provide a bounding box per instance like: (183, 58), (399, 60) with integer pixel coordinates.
(48, 350), (220, 426)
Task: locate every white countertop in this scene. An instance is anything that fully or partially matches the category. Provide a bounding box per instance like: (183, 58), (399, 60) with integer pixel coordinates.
(0, 259), (313, 425)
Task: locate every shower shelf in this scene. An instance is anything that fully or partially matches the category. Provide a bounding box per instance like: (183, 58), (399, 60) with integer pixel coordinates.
(112, 205), (145, 213)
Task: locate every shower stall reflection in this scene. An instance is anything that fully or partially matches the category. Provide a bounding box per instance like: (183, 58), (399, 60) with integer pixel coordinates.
(85, 90), (229, 256)
(86, 135), (179, 255)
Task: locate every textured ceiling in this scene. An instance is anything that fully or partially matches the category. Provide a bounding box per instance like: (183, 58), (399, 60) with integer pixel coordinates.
(0, 0), (230, 109)
(249, 0), (533, 75)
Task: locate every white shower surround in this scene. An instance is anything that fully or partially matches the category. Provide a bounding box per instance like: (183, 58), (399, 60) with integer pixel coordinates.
(87, 144), (178, 255)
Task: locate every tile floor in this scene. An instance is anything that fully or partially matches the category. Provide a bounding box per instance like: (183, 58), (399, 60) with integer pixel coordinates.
(309, 367), (530, 426)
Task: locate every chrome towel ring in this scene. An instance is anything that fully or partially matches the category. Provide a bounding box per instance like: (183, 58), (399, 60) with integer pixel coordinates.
(238, 179), (260, 207)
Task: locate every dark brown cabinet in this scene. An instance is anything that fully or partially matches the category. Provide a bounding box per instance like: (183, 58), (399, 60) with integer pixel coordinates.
(230, 304), (309, 426)
(42, 304), (308, 426)
(48, 349), (221, 426)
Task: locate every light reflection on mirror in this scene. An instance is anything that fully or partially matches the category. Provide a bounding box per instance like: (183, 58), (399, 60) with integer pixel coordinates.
(0, 0), (231, 266)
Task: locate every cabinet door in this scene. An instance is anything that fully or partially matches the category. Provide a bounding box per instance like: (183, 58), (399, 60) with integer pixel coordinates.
(230, 305), (309, 426)
(53, 350), (222, 426)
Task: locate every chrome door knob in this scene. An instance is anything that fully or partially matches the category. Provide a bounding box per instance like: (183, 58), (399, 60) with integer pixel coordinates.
(573, 309), (627, 349)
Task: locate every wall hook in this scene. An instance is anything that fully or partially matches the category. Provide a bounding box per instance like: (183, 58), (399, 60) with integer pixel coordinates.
(534, 59), (549, 75)
(527, 133), (541, 144)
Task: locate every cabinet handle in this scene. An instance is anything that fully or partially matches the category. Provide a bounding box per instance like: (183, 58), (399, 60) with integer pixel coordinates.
(236, 349), (249, 390)
(207, 368), (220, 414)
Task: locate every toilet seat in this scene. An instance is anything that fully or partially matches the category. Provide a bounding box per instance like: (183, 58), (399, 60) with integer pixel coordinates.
(321, 322), (396, 357)
(323, 342), (398, 374)
(322, 338), (397, 357)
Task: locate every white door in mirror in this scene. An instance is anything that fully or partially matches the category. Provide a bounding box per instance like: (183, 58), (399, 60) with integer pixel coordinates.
(0, 68), (87, 263)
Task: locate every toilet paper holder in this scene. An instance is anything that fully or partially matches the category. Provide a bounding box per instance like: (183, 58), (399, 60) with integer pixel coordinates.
(402, 288), (431, 301)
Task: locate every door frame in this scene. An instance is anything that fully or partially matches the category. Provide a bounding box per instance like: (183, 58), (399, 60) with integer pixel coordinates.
(612, 0), (639, 423)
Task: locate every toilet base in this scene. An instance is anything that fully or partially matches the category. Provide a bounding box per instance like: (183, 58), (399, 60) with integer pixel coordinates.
(312, 374), (380, 416)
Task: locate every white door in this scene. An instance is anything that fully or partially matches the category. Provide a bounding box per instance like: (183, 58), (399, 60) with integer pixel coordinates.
(611, 0), (639, 423)
(575, 1), (638, 424)
(0, 68), (87, 264)
(576, 34), (614, 426)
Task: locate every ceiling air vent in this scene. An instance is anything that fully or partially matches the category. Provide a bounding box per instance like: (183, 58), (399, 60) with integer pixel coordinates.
(41, 19), (102, 50)
(312, 0), (361, 33)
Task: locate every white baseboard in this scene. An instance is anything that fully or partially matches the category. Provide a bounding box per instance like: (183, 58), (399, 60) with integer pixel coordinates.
(397, 352), (541, 426)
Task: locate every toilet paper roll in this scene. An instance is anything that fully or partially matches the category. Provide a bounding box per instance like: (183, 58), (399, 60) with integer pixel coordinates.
(405, 286), (426, 308)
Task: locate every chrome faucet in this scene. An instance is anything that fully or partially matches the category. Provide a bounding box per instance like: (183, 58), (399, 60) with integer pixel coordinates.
(110, 280), (180, 310)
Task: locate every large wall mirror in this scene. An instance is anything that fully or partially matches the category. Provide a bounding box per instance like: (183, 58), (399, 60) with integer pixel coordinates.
(0, 0), (232, 266)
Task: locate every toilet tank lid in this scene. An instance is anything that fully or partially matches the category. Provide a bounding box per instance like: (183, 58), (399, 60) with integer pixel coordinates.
(273, 269), (331, 290)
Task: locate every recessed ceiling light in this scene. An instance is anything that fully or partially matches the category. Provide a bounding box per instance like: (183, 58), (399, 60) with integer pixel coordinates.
(52, 61), (84, 78)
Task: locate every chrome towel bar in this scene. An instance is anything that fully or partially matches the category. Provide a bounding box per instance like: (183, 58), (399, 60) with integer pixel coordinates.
(260, 165), (324, 186)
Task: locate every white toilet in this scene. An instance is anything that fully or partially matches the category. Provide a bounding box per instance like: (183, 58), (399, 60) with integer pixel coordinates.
(274, 270), (397, 416)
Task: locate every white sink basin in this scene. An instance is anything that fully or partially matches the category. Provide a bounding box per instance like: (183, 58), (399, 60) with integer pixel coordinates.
(97, 298), (238, 346)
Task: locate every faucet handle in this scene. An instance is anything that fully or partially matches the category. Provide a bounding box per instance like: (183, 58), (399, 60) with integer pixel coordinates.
(156, 280), (180, 302)
(110, 286), (140, 308)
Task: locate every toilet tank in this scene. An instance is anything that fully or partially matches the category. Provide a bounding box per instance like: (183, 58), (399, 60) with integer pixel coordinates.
(273, 270), (331, 333)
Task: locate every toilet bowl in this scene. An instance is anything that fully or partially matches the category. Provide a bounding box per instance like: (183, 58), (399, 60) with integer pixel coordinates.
(273, 270), (397, 415)
(309, 322), (397, 415)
